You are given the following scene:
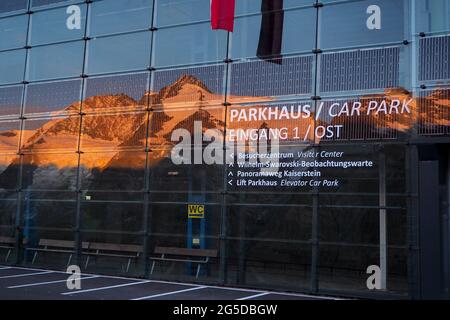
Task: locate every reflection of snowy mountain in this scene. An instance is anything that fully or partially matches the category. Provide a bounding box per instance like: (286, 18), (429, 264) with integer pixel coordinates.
(0, 130), (19, 152)
(0, 75), (229, 195)
(0, 77), (449, 195)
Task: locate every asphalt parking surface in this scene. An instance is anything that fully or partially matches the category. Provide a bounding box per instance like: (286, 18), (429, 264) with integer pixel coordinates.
(0, 265), (337, 300)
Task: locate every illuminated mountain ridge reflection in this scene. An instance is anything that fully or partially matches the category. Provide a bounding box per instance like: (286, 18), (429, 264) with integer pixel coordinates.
(0, 74), (449, 194)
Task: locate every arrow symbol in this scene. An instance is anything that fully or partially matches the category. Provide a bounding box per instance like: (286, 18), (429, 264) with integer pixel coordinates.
(228, 162), (234, 167)
(228, 171), (233, 176)
(229, 153), (234, 158)
(228, 180), (233, 186)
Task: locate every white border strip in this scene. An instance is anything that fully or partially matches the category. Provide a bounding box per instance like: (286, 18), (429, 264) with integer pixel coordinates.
(8, 276), (100, 289)
(61, 280), (152, 295)
(0, 271), (53, 279)
(0, 267), (11, 270)
(132, 286), (207, 300)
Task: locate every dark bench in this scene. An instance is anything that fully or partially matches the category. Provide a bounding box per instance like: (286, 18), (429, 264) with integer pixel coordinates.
(84, 242), (144, 272)
(0, 236), (15, 262)
(150, 246), (218, 278)
(26, 239), (89, 266)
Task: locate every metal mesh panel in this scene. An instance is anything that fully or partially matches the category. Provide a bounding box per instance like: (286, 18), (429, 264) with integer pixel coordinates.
(419, 36), (450, 81)
(418, 88), (450, 135)
(320, 47), (400, 92)
(229, 56), (313, 99)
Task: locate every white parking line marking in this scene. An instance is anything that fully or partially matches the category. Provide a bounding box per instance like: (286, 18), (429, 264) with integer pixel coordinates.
(270, 292), (341, 300)
(61, 280), (152, 295)
(204, 285), (269, 293)
(0, 271), (53, 279)
(0, 267), (11, 270)
(0, 266), (337, 300)
(0, 266), (52, 272)
(131, 286), (207, 300)
(236, 292), (270, 300)
(8, 276), (100, 289)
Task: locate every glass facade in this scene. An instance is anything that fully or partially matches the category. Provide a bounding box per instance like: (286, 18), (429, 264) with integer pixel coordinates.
(0, 0), (449, 299)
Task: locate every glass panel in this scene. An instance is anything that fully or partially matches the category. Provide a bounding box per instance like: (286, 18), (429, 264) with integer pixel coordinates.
(0, 50), (26, 85)
(320, 0), (405, 49)
(228, 57), (313, 104)
(320, 207), (379, 244)
(155, 0), (209, 26)
(153, 22), (227, 67)
(80, 112), (147, 151)
(386, 247), (408, 292)
(227, 204), (311, 241)
(25, 79), (82, 116)
(22, 198), (76, 229)
(27, 41), (84, 81)
(0, 120), (21, 152)
(0, 14), (28, 50)
(89, 0), (153, 36)
(31, 0), (78, 8)
(21, 153), (79, 190)
(0, 86), (23, 118)
(0, 154), (20, 190)
(30, 4), (87, 45)
(318, 244), (378, 292)
(149, 148), (223, 194)
(84, 72), (149, 113)
(416, 0), (450, 33)
(0, 197), (16, 228)
(149, 106), (225, 147)
(87, 32), (151, 75)
(225, 239), (311, 291)
(384, 144), (407, 194)
(151, 65), (225, 108)
(79, 151), (146, 192)
(21, 116), (80, 152)
(81, 202), (144, 233)
(0, 0), (27, 15)
(387, 210), (407, 247)
(232, 8), (316, 59)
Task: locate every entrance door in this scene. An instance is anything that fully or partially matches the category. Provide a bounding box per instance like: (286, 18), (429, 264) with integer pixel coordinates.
(418, 144), (445, 299)
(440, 146), (450, 297)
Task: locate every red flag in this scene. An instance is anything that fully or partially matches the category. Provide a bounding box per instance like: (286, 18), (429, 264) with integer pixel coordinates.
(210, 0), (235, 32)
